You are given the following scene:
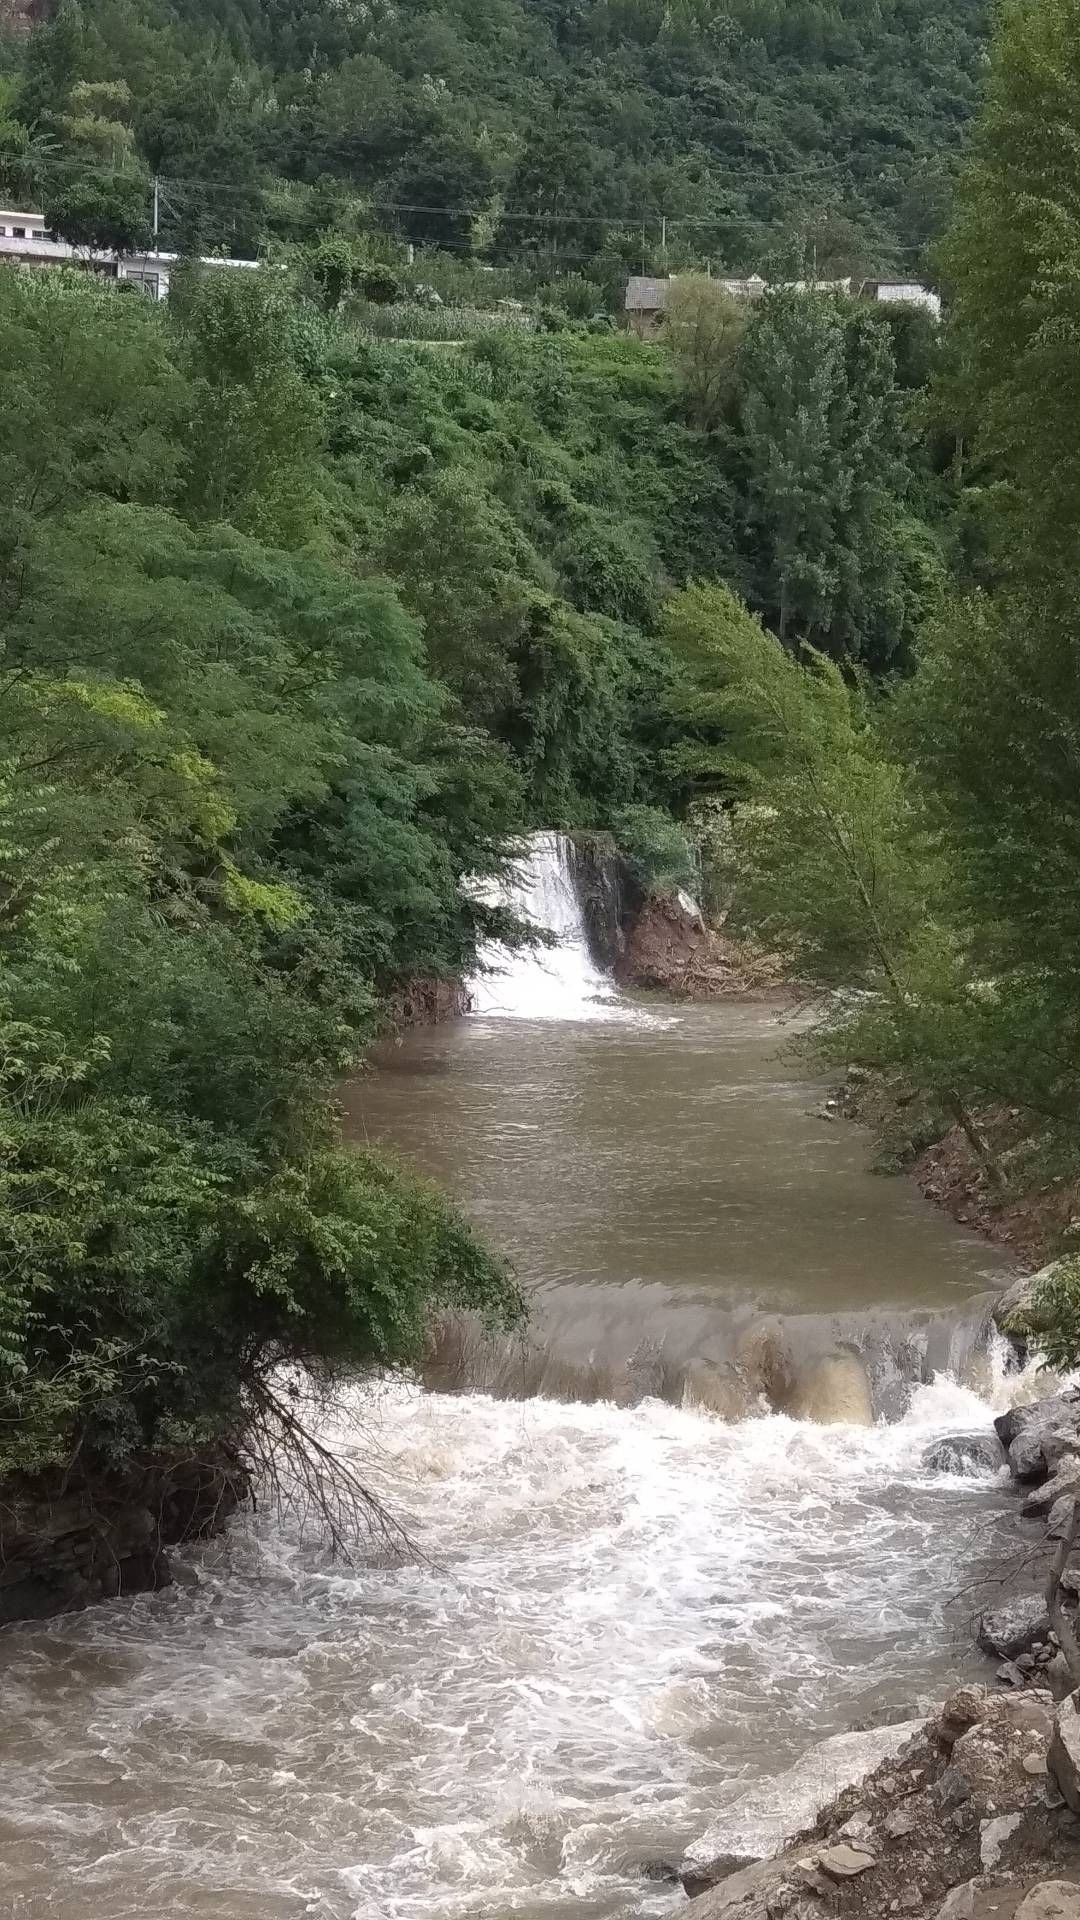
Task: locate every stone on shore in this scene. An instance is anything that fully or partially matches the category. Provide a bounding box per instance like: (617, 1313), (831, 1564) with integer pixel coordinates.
(817, 1843), (876, 1877)
(977, 1596), (1052, 1661)
(688, 1686), (1058, 1918)
(1048, 1693), (1080, 1813)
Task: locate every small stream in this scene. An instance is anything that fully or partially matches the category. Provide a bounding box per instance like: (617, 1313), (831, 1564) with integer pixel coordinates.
(0, 833), (1030, 1920)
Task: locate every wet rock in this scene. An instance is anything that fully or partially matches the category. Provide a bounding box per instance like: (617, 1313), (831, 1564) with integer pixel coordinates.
(624, 1339), (666, 1406)
(639, 1859), (682, 1884)
(923, 1433), (1005, 1475)
(1049, 1693), (1080, 1812)
(998, 1392), (1079, 1444)
(1012, 1427), (1059, 1482)
(1023, 1471), (1080, 1520)
(681, 1855), (759, 1897)
(1015, 1886), (1080, 1920)
(817, 1844), (876, 1878)
(996, 1268), (1065, 1343)
(634, 1850), (676, 1881)
(1048, 1496), (1080, 1542)
(997, 1394), (1080, 1483)
(977, 1595), (1052, 1660)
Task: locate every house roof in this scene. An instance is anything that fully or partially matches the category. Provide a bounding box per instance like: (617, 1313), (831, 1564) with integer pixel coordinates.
(625, 274), (670, 312)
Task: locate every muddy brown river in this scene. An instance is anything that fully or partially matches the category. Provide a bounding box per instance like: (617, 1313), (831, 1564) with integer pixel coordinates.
(0, 836), (1027, 1920)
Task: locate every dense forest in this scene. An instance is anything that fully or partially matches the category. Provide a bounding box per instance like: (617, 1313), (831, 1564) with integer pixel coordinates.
(9, 0), (1080, 1513)
(0, 0), (986, 279)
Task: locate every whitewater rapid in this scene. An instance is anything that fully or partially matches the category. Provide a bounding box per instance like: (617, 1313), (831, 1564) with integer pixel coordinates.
(1, 1371), (1029, 1920)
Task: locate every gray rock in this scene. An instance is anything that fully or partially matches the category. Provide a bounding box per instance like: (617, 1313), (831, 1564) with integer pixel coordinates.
(923, 1432), (1005, 1475)
(995, 1268), (1060, 1342)
(884, 1805), (918, 1839)
(996, 1391), (1079, 1449)
(977, 1595), (1052, 1660)
(1015, 1885), (1080, 1920)
(681, 1855), (759, 1898)
(935, 1883), (978, 1920)
(1023, 1469), (1080, 1519)
(979, 1810), (1022, 1868)
(816, 1844), (875, 1878)
(997, 1394), (1080, 1482)
(1049, 1693), (1080, 1812)
(1048, 1496), (1080, 1541)
(1011, 1426), (1058, 1482)
(933, 1764), (972, 1810)
(638, 1860), (680, 1887)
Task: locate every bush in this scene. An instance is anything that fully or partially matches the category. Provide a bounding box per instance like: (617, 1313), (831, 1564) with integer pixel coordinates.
(612, 805), (697, 893)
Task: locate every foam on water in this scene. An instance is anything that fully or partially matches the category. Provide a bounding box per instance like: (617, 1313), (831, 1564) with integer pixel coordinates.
(0, 1363), (1036, 1920)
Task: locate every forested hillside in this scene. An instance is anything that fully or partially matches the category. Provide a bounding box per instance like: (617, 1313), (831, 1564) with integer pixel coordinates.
(0, 0), (987, 279)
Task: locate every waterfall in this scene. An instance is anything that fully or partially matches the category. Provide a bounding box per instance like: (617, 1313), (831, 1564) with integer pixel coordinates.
(468, 830), (626, 1021)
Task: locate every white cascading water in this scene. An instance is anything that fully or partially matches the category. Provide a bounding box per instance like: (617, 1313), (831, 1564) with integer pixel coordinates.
(468, 830), (627, 1021)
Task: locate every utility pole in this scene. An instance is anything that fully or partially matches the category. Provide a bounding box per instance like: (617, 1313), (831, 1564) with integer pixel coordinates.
(152, 176), (159, 251)
(660, 213), (667, 259)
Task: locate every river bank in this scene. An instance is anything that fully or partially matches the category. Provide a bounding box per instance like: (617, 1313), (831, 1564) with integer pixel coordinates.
(673, 1373), (1080, 1917)
(832, 1071), (1080, 1270)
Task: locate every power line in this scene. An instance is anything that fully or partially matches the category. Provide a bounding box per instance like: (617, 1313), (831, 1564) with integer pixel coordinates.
(31, 158), (949, 246)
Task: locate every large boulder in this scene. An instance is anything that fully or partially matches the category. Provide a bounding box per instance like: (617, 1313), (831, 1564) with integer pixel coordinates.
(1016, 1886), (1080, 1920)
(996, 1393), (1080, 1454)
(995, 1267), (1061, 1344)
(976, 1595), (1052, 1660)
(995, 1394), (1080, 1485)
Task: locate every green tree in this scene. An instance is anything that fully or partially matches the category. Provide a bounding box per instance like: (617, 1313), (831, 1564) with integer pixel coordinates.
(734, 291), (924, 667)
(664, 274), (746, 430)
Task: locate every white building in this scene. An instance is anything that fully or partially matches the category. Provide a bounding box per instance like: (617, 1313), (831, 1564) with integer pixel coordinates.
(0, 208), (260, 300)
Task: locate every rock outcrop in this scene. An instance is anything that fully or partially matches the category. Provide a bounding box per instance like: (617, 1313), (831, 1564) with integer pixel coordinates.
(613, 890), (784, 999)
(688, 1685), (1080, 1920)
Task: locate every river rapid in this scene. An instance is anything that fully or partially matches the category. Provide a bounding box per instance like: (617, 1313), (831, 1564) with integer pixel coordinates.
(0, 835), (1034, 1920)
